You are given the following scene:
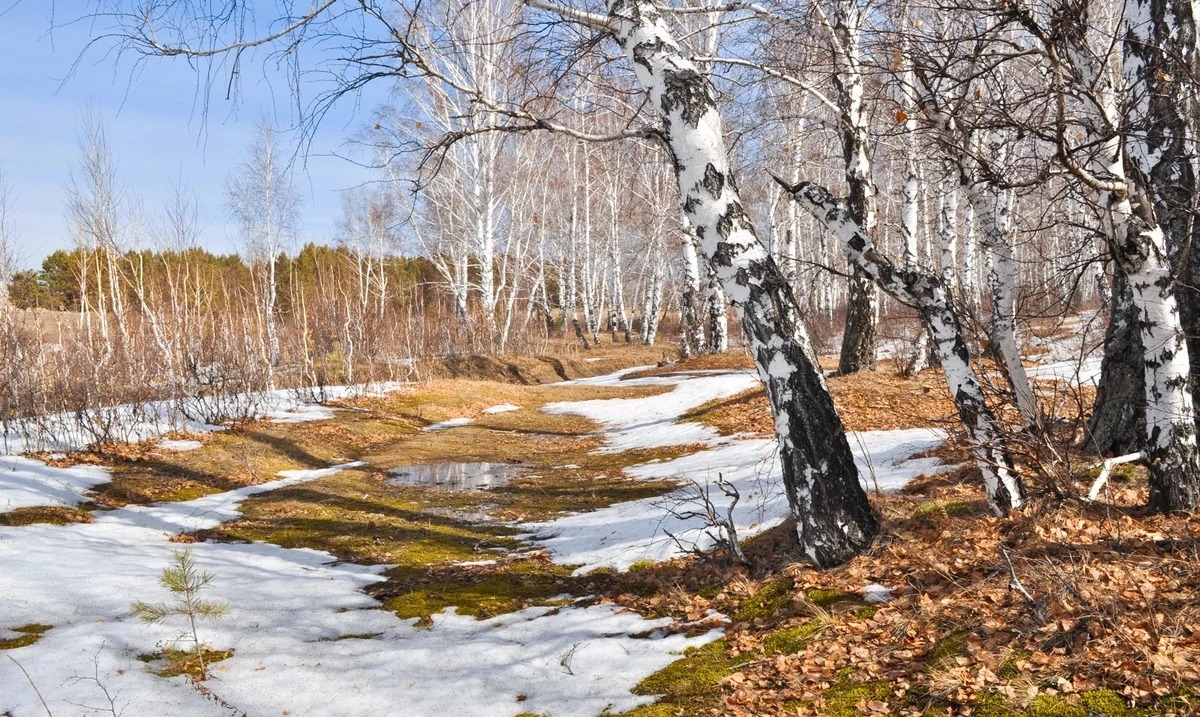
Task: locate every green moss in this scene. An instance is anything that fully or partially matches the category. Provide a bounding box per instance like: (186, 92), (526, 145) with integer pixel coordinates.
(854, 606), (879, 620)
(0, 623), (53, 650)
(1080, 463), (1140, 483)
(998, 649), (1032, 679)
(628, 559), (658, 572)
(626, 639), (743, 714)
(763, 620), (823, 655)
(973, 689), (1166, 717)
(384, 566), (571, 622)
(975, 692), (1017, 717)
(805, 588), (857, 608)
(924, 627), (970, 668)
(734, 576), (794, 622)
(620, 704), (683, 717)
(912, 500), (971, 527)
(145, 647), (235, 681)
(818, 675), (892, 717)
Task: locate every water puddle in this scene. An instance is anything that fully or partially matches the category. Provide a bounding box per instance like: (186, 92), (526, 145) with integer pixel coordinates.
(386, 462), (525, 491)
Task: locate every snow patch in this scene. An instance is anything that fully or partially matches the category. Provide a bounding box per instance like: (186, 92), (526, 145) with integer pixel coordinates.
(422, 417), (474, 431)
(1, 457), (710, 717)
(861, 583), (893, 604)
(482, 403), (521, 414)
(157, 438), (204, 451)
(0, 456), (112, 513)
(1, 382), (407, 455)
(543, 370), (761, 452)
(530, 368), (952, 573)
(1027, 357), (1102, 387)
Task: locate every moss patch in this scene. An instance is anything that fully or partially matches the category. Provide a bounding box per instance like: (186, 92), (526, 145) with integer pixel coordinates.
(733, 576), (795, 622)
(805, 588), (858, 608)
(626, 639), (744, 715)
(925, 626), (971, 668)
(178, 378), (701, 624)
(912, 500), (972, 528)
(0, 506), (93, 527)
(816, 675), (893, 717)
(0, 623), (52, 650)
(974, 688), (1168, 717)
(763, 620), (823, 655)
(141, 647), (234, 681)
(383, 560), (574, 623)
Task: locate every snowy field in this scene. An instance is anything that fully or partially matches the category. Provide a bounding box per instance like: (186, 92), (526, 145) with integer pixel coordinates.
(0, 382), (407, 456)
(1, 367), (953, 717)
(531, 369), (950, 572)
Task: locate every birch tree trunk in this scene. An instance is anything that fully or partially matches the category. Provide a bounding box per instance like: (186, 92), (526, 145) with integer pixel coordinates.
(785, 179), (1025, 514)
(831, 0), (879, 375)
(679, 228), (706, 357)
(1086, 270), (1145, 456)
(938, 180), (959, 294)
(1121, 0), (1200, 511)
(961, 156), (1040, 429)
(606, 0), (877, 565)
(707, 272), (728, 353)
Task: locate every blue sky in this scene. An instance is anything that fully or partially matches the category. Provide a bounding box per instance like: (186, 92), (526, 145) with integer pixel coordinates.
(0, 1), (391, 269)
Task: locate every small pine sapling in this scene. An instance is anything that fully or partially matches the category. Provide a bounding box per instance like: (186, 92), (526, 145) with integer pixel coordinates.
(131, 550), (229, 680)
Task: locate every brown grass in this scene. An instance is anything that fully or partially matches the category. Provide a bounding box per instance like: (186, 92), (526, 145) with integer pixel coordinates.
(682, 367), (959, 435)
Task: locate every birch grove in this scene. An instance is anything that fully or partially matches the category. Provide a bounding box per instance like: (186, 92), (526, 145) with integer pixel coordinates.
(0, 0), (1178, 575)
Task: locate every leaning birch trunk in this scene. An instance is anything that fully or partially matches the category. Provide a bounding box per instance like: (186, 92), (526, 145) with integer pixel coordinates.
(963, 169), (1040, 429)
(783, 179), (1025, 515)
(606, 0), (877, 565)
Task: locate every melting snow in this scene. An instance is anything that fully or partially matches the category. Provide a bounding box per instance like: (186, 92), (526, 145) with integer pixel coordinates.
(0, 382), (407, 455)
(158, 438), (204, 451)
(1, 366), (958, 716)
(861, 583), (893, 603)
(482, 403), (521, 414)
(0, 459), (711, 717)
(544, 369), (762, 451)
(529, 370), (952, 574)
(0, 456), (112, 513)
(422, 417), (474, 431)
(1027, 357), (1102, 387)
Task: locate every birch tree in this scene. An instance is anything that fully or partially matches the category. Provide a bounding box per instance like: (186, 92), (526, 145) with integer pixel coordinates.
(227, 119), (299, 389)
(1013, 0), (1200, 511)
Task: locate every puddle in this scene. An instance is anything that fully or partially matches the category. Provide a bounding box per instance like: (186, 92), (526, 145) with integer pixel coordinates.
(387, 462), (525, 491)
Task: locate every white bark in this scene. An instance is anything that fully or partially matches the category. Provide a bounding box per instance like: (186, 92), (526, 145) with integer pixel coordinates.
(604, 0), (877, 565)
(786, 179), (1025, 514)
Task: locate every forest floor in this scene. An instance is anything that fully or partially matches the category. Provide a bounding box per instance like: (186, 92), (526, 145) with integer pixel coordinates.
(1, 343), (1198, 716)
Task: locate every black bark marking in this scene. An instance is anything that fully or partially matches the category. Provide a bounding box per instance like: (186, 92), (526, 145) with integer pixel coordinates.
(701, 164), (725, 198)
(660, 69), (716, 127)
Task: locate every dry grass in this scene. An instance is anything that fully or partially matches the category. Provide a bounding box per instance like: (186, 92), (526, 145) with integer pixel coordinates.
(682, 367), (959, 435)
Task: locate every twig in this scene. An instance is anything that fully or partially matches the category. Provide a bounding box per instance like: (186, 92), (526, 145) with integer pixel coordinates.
(64, 644), (126, 716)
(659, 474), (749, 567)
(1086, 452), (1144, 501)
(559, 642), (580, 675)
(1000, 546), (1047, 624)
(5, 654), (55, 717)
